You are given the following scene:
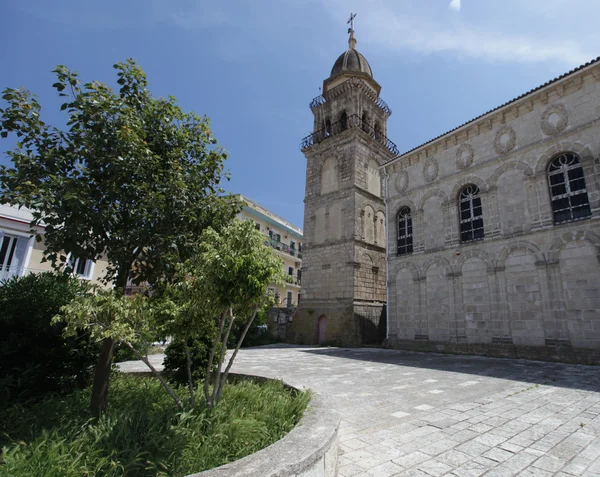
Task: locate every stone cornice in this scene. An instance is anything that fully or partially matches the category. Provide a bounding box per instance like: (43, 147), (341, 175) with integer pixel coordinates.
(388, 116), (600, 200)
(355, 186), (385, 205)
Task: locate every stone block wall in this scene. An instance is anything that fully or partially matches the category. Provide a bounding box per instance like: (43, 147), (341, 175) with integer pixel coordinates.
(289, 302), (361, 346)
(385, 61), (600, 363)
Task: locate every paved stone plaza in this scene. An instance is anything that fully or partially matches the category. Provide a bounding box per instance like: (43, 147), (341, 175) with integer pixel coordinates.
(229, 345), (600, 477)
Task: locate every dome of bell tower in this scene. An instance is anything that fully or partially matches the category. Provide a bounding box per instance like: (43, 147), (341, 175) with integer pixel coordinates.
(329, 28), (373, 79)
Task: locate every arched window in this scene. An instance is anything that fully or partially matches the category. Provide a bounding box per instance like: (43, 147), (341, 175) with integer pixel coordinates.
(374, 120), (382, 141)
(459, 185), (484, 243)
(340, 111), (348, 131)
(362, 112), (369, 133)
(325, 119), (332, 136)
(547, 152), (591, 224)
(397, 207), (413, 255)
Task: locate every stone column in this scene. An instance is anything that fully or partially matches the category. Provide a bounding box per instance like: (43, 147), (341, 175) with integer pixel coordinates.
(415, 276), (427, 339)
(414, 210), (425, 253)
(545, 260), (569, 343)
(486, 187), (501, 239)
(443, 202), (455, 247)
(535, 260), (553, 346)
(491, 266), (511, 343)
(449, 271), (465, 344)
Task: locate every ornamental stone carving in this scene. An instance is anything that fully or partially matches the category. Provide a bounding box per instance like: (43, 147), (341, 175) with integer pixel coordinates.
(494, 125), (516, 155)
(455, 143), (474, 170)
(541, 103), (568, 136)
(423, 158), (439, 182)
(395, 170), (409, 194)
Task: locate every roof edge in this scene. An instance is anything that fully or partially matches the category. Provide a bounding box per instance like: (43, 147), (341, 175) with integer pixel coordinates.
(382, 56), (600, 170)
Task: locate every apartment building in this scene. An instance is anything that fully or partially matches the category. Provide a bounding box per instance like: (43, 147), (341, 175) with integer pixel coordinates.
(0, 204), (108, 284)
(237, 195), (303, 308)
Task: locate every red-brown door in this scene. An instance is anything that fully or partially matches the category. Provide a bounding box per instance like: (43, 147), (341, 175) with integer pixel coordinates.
(318, 315), (327, 344)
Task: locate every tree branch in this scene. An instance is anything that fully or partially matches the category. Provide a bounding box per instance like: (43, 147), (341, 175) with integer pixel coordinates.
(204, 308), (228, 408)
(215, 306), (259, 405)
(123, 341), (183, 410)
(212, 307), (234, 404)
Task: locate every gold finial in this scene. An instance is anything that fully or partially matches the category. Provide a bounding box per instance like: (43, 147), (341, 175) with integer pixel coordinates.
(347, 13), (357, 49)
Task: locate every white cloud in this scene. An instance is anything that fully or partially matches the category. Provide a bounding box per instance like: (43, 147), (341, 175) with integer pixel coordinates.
(319, 0), (597, 66)
(449, 0), (461, 12)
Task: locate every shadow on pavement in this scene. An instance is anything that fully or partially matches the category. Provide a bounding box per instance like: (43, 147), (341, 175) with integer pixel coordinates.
(288, 345), (600, 393)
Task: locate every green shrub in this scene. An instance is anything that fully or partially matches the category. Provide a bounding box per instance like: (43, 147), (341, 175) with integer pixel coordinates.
(0, 272), (99, 404)
(163, 335), (216, 385)
(0, 374), (311, 477)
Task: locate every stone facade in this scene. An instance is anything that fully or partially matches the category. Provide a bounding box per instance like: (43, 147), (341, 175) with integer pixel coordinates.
(288, 31), (394, 346)
(384, 59), (600, 363)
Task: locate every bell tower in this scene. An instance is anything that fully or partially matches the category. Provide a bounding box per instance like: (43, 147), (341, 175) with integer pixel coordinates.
(289, 19), (399, 346)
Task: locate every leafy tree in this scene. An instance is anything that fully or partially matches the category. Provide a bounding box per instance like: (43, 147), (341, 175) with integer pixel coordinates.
(171, 220), (283, 408)
(54, 289), (184, 409)
(0, 60), (241, 415)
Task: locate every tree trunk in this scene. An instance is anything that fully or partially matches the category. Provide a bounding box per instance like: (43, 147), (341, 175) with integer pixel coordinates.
(183, 340), (195, 407)
(204, 308), (228, 408)
(215, 306), (259, 406)
(211, 308), (234, 405)
(89, 265), (130, 417)
(90, 336), (114, 417)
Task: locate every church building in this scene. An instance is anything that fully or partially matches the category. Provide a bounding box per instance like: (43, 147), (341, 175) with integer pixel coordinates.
(384, 56), (600, 363)
(291, 22), (600, 363)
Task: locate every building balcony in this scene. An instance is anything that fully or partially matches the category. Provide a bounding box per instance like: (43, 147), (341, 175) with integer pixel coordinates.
(285, 274), (301, 287)
(300, 113), (399, 156)
(266, 238), (302, 259)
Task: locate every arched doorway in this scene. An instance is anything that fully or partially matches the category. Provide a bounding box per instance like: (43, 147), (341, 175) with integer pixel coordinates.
(317, 315), (327, 344)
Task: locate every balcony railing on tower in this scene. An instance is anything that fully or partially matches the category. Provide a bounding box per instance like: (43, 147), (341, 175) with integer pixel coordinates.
(309, 78), (392, 116)
(300, 114), (399, 156)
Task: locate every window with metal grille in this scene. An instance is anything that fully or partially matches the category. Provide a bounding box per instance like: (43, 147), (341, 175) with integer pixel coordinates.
(547, 153), (591, 224)
(459, 185), (484, 243)
(397, 206), (413, 255)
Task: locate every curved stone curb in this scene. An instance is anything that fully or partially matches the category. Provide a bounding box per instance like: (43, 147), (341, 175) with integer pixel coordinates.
(185, 379), (340, 477)
(119, 364), (340, 477)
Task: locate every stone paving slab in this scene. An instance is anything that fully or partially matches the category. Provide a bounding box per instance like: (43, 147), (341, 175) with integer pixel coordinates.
(226, 345), (600, 477)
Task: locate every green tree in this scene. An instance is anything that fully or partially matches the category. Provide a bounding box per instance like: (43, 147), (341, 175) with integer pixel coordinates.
(171, 219), (284, 408)
(0, 60), (240, 415)
(54, 289), (184, 409)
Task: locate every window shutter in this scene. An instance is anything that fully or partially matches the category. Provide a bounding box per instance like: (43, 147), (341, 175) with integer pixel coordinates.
(12, 237), (29, 276)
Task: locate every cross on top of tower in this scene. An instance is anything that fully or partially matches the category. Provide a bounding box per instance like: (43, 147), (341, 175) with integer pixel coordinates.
(347, 12), (357, 33)
(347, 13), (357, 49)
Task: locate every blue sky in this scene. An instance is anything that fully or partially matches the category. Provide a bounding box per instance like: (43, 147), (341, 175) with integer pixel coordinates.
(1, 0), (598, 229)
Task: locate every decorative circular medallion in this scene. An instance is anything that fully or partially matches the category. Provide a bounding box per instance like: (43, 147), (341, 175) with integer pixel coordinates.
(395, 170), (409, 194)
(541, 103), (568, 136)
(455, 143), (474, 170)
(494, 125), (516, 155)
(423, 158), (439, 182)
